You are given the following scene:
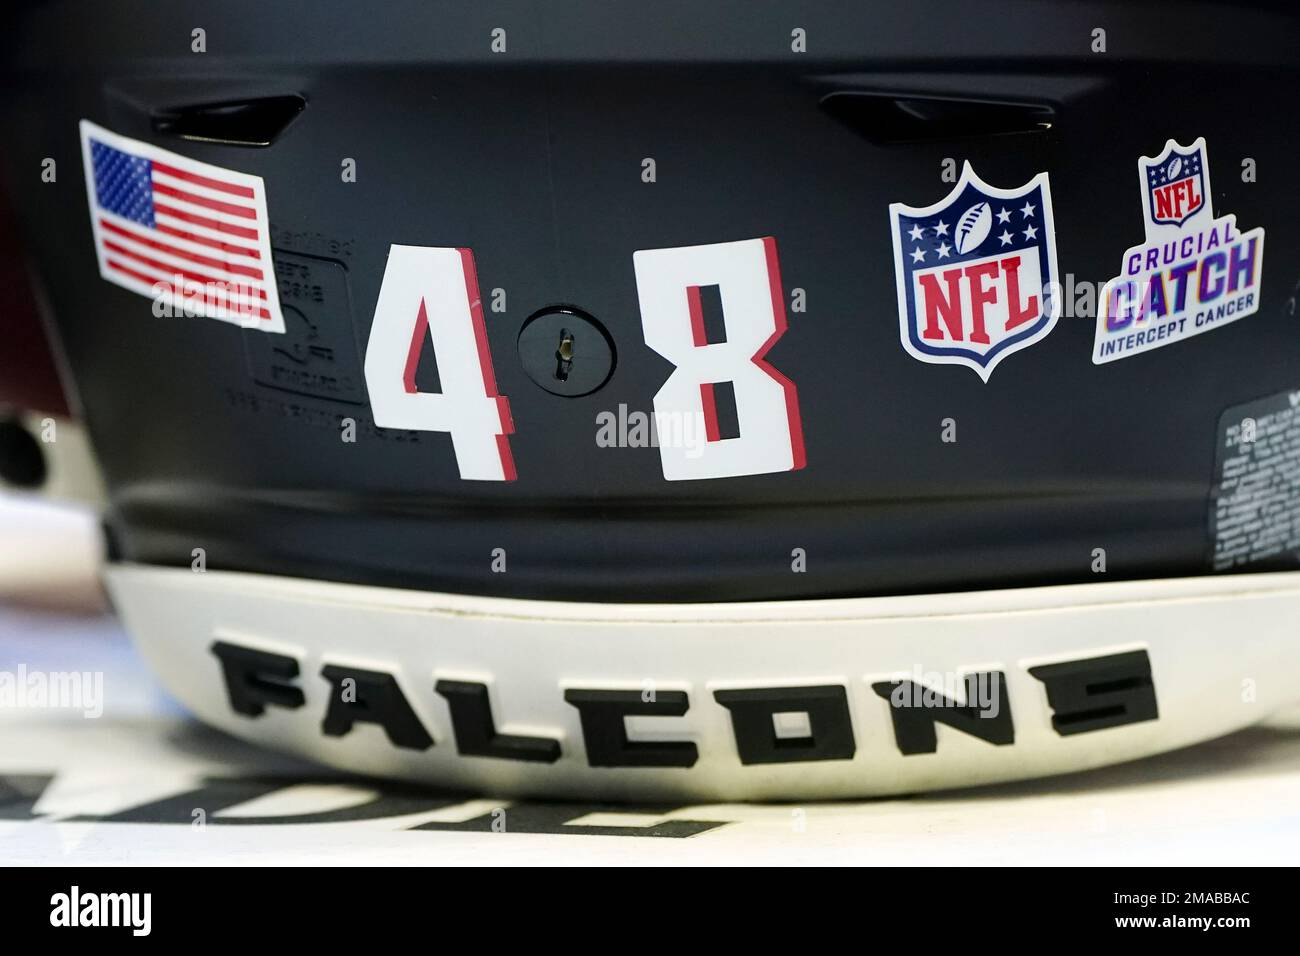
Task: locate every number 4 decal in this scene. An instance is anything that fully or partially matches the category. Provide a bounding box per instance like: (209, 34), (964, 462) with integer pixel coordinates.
(634, 237), (806, 480)
(365, 245), (516, 481)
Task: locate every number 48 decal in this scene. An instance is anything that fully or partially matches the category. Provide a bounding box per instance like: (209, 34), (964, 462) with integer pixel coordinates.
(364, 237), (804, 482)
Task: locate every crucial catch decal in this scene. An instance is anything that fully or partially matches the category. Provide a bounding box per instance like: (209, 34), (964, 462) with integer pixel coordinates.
(1093, 137), (1265, 364)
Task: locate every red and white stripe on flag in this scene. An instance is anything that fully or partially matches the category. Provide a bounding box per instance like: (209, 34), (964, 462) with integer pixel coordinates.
(79, 120), (285, 334)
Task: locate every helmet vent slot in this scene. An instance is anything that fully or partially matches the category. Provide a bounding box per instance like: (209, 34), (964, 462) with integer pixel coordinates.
(819, 93), (1054, 145)
(151, 95), (306, 147)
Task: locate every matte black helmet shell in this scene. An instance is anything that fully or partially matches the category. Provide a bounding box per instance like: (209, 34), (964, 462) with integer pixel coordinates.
(1, 0), (1297, 603)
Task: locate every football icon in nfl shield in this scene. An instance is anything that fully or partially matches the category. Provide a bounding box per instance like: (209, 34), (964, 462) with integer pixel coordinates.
(889, 163), (1059, 381)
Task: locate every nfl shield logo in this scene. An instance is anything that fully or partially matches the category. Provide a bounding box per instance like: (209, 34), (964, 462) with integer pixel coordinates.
(889, 163), (1059, 381)
(1141, 140), (1209, 229)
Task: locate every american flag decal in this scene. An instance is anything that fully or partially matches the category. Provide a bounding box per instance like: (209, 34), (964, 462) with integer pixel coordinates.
(79, 120), (285, 333)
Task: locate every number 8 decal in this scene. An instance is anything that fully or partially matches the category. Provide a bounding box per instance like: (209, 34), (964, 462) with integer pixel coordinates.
(365, 245), (516, 481)
(633, 237), (806, 480)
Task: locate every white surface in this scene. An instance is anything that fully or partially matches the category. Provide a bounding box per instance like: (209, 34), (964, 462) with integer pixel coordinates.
(3, 494), (1299, 864)
(1, 603), (1299, 865)
(0, 494), (105, 611)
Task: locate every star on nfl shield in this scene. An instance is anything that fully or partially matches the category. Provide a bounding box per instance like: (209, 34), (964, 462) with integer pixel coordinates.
(889, 163), (1059, 381)
(79, 119), (285, 333)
